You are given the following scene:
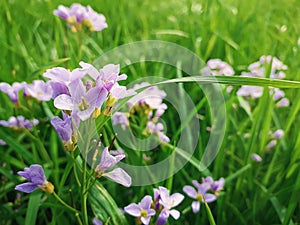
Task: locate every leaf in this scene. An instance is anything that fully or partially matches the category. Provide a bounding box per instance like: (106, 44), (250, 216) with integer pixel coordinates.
(89, 182), (129, 225)
(25, 192), (42, 225)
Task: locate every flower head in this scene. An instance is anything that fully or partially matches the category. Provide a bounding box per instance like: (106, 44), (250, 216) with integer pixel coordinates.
(155, 186), (184, 225)
(0, 139), (6, 146)
(94, 147), (131, 187)
(0, 81), (26, 103)
(24, 80), (53, 101)
(92, 218), (103, 225)
(53, 4), (107, 32)
(0, 116), (39, 130)
(251, 153), (262, 162)
(15, 164), (54, 194)
(202, 59), (234, 76)
(183, 182), (216, 213)
(124, 195), (156, 225)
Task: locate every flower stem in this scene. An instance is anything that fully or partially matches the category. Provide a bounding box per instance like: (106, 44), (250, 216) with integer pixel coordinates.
(81, 158), (88, 225)
(53, 191), (79, 214)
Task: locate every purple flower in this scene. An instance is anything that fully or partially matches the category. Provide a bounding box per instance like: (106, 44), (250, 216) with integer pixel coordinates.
(266, 140), (277, 149)
(251, 153), (262, 162)
(236, 85), (264, 99)
(202, 59), (234, 76)
(24, 80), (53, 101)
(15, 164), (54, 194)
(147, 122), (170, 143)
(124, 195), (156, 225)
(201, 177), (225, 192)
(92, 218), (103, 225)
(0, 116), (39, 130)
(112, 112), (129, 130)
(54, 79), (108, 121)
(183, 182), (216, 213)
(272, 129), (284, 139)
(51, 112), (79, 152)
(53, 4), (107, 32)
(156, 186), (184, 225)
(0, 81), (26, 103)
(43, 66), (87, 86)
(276, 98), (289, 107)
(0, 139), (6, 146)
(94, 147), (131, 187)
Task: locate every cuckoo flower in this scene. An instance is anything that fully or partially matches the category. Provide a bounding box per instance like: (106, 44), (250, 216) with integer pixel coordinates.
(51, 112), (79, 152)
(0, 116), (38, 130)
(15, 164), (54, 194)
(183, 182), (216, 213)
(147, 122), (170, 143)
(156, 186), (184, 225)
(251, 153), (263, 162)
(124, 195), (156, 225)
(54, 79), (107, 121)
(0, 81), (26, 103)
(0, 139), (6, 146)
(24, 80), (53, 101)
(53, 4), (107, 32)
(79, 62), (127, 92)
(201, 177), (225, 193)
(94, 147), (131, 187)
(112, 112), (129, 130)
(201, 59), (234, 76)
(92, 218), (103, 225)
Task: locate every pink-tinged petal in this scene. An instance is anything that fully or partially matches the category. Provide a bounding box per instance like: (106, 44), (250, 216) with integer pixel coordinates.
(15, 183), (38, 193)
(204, 193), (217, 203)
(54, 94), (75, 110)
(43, 67), (71, 83)
(141, 216), (151, 225)
(158, 186), (170, 203)
(140, 195), (153, 209)
(183, 185), (197, 199)
(69, 79), (85, 100)
(103, 168), (131, 187)
(170, 193), (184, 207)
(101, 64), (120, 80)
(99, 147), (118, 170)
(191, 201), (200, 213)
(169, 209), (180, 220)
(29, 164), (46, 185)
(79, 61), (99, 80)
(85, 86), (108, 108)
(77, 106), (95, 121)
(124, 203), (141, 217)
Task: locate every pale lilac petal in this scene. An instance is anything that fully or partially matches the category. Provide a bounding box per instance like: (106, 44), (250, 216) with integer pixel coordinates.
(124, 203), (141, 217)
(170, 193), (184, 207)
(15, 183), (38, 193)
(54, 94), (75, 110)
(204, 193), (217, 203)
(191, 201), (200, 213)
(183, 185), (197, 199)
(169, 209), (180, 220)
(92, 217), (103, 225)
(156, 209), (169, 225)
(103, 168), (131, 187)
(29, 165), (47, 185)
(141, 216), (151, 225)
(77, 106), (95, 121)
(140, 195), (153, 209)
(79, 61), (100, 80)
(69, 79), (85, 100)
(251, 153), (262, 162)
(99, 147), (119, 170)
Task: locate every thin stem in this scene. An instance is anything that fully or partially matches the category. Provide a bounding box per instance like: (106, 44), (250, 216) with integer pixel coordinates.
(71, 151), (81, 187)
(81, 158), (88, 225)
(52, 191), (79, 214)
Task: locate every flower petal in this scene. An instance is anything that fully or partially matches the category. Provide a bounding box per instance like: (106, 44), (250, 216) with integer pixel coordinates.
(204, 193), (217, 203)
(140, 195), (153, 209)
(103, 168), (131, 187)
(170, 193), (184, 207)
(192, 201), (200, 213)
(54, 94), (75, 110)
(183, 185), (197, 199)
(15, 183), (38, 193)
(124, 203), (140, 217)
(169, 209), (180, 220)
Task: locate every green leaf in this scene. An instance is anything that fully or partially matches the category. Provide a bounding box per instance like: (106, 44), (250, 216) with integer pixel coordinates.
(25, 192), (42, 225)
(89, 182), (129, 225)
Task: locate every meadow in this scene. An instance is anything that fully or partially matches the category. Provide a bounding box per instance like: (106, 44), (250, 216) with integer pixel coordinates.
(0, 0), (300, 224)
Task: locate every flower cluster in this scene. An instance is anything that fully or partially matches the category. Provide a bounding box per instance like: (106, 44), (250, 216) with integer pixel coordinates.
(237, 56), (289, 107)
(201, 59), (235, 76)
(0, 116), (39, 130)
(15, 164), (54, 194)
(54, 4), (108, 32)
(112, 82), (170, 143)
(124, 186), (184, 225)
(183, 176), (224, 213)
(94, 146), (131, 187)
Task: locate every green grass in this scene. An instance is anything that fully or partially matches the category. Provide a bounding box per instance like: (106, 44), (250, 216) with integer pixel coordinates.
(0, 0), (300, 224)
